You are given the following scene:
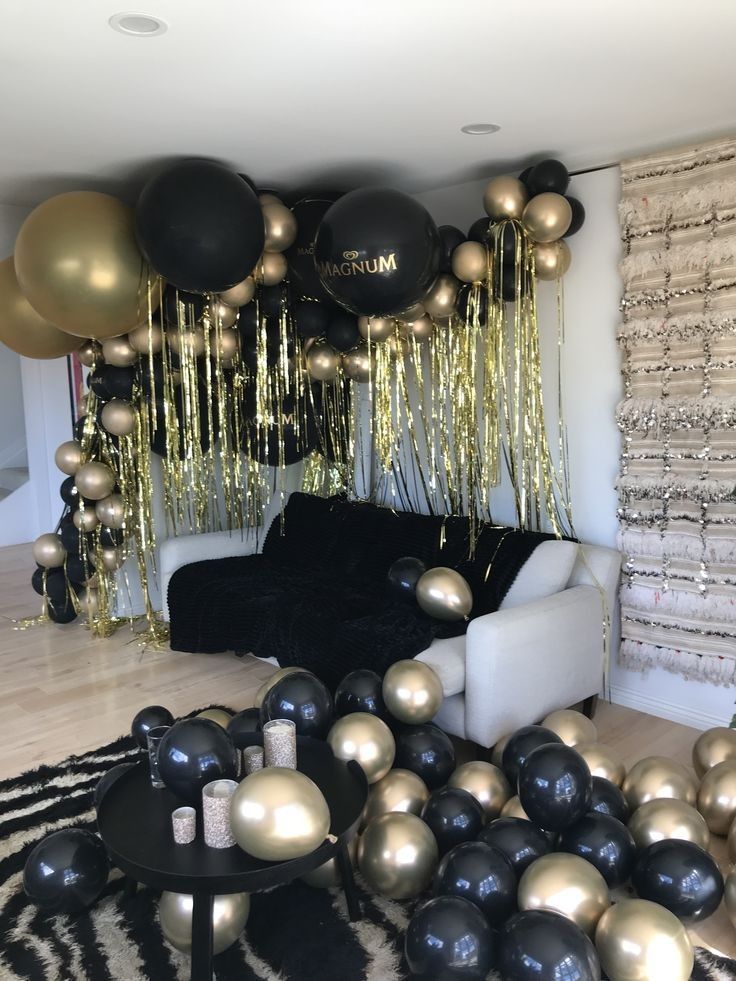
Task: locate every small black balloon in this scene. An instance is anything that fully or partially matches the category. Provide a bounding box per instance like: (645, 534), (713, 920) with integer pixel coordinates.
(498, 909), (600, 981)
(518, 743), (592, 832)
(259, 284), (284, 319)
(387, 556), (427, 601)
(327, 310), (361, 352)
(32, 566), (69, 603)
(226, 707), (262, 748)
(131, 705), (175, 748)
(589, 776), (630, 823)
(422, 788), (485, 855)
(102, 365), (136, 401)
(518, 166), (533, 190)
(477, 816), (551, 877)
(88, 368), (110, 400)
(456, 283), (489, 326)
(237, 302), (259, 341)
(65, 554), (91, 586)
(99, 527), (124, 549)
(260, 670), (333, 739)
(23, 829), (109, 913)
(527, 158), (570, 196)
(295, 299), (330, 339)
(334, 669), (386, 718)
(564, 196), (586, 237)
(467, 216), (491, 244)
(632, 839), (724, 923)
(405, 895), (495, 981)
(435, 841), (516, 926)
(94, 761), (137, 810)
(47, 594), (78, 624)
(59, 520), (84, 554)
(502, 725), (563, 786)
(557, 812), (636, 888)
(394, 723), (456, 790)
(73, 415), (91, 440)
(60, 476), (80, 507)
(157, 718), (238, 803)
(161, 285), (206, 327)
(438, 225), (466, 273)
(286, 197), (336, 302)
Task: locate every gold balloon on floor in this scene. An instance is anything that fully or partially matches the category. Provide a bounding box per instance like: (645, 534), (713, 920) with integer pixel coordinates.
(416, 567), (472, 621)
(692, 726), (736, 778)
(263, 201), (298, 253)
(622, 756), (698, 811)
(483, 176), (529, 220)
(491, 733), (511, 769)
(726, 869), (736, 928)
(54, 440), (83, 476)
(575, 742), (626, 786)
(697, 760), (736, 835)
(101, 335), (139, 367)
(14, 192), (159, 339)
(451, 241), (488, 284)
(382, 660), (443, 725)
(595, 898), (694, 981)
(100, 399), (137, 437)
(159, 891), (250, 956)
(362, 769), (429, 826)
(358, 812), (438, 899)
(357, 316), (394, 342)
(253, 667), (302, 709)
(342, 345), (374, 383)
(95, 494), (126, 531)
(327, 712), (395, 784)
(448, 761), (511, 821)
(423, 274), (460, 319)
(627, 798), (709, 851)
(517, 853), (609, 936)
(73, 505), (99, 533)
(501, 796), (530, 821)
(534, 240), (572, 280)
(522, 193), (573, 243)
(542, 709), (597, 748)
(127, 321), (163, 355)
(306, 342), (340, 382)
(300, 837), (358, 889)
(230, 767), (330, 861)
(219, 276), (255, 308)
(32, 533), (66, 569)
(0, 256), (79, 359)
(196, 708), (233, 729)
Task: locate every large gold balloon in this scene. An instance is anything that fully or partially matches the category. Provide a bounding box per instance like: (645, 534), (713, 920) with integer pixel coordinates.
(423, 274), (460, 319)
(253, 666), (302, 709)
(263, 201), (298, 253)
(306, 342), (340, 382)
(534, 241), (572, 281)
(595, 898), (694, 981)
(100, 399), (137, 437)
(73, 505), (99, 533)
(357, 316), (394, 342)
(404, 315), (434, 342)
(416, 567), (472, 621)
(483, 176), (529, 220)
(219, 277), (255, 308)
(627, 798), (709, 851)
(362, 769), (429, 826)
(15, 192), (158, 339)
(300, 837), (358, 889)
(127, 321), (163, 355)
(542, 709), (597, 748)
(726, 868), (736, 928)
(32, 533), (66, 569)
(327, 712), (395, 784)
(491, 733), (511, 769)
(342, 344), (375, 383)
(75, 462), (115, 502)
(76, 339), (103, 367)
(253, 252), (287, 286)
(382, 660), (443, 725)
(208, 299), (238, 329)
(0, 257), (79, 359)
(54, 440), (83, 476)
(501, 796), (530, 821)
(159, 891), (250, 956)
(692, 726), (736, 778)
(101, 335), (138, 367)
(522, 193), (572, 243)
(196, 708), (233, 729)
(575, 742), (626, 787)
(231, 767), (330, 862)
(449, 761), (510, 821)
(728, 814), (736, 862)
(518, 853), (610, 936)
(622, 756), (698, 811)
(451, 241), (488, 284)
(358, 812), (438, 899)
(697, 760), (736, 835)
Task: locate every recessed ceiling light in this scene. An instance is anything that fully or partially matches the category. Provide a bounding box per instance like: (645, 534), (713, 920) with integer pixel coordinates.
(109, 12), (168, 36)
(460, 123), (501, 136)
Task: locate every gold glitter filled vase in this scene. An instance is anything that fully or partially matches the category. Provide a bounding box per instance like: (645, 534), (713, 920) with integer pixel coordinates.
(263, 719), (297, 769)
(202, 779), (238, 849)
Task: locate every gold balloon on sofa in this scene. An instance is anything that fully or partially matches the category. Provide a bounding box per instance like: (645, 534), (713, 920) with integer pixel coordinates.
(692, 726), (736, 778)
(697, 760), (736, 835)
(416, 567), (472, 621)
(358, 812), (438, 899)
(362, 769), (429, 826)
(159, 891), (250, 956)
(382, 660), (443, 725)
(327, 712), (395, 784)
(522, 193), (572, 243)
(595, 898), (694, 981)
(448, 761), (511, 821)
(622, 756), (698, 811)
(0, 256), (80, 360)
(518, 853), (609, 936)
(75, 462), (116, 502)
(627, 798), (709, 851)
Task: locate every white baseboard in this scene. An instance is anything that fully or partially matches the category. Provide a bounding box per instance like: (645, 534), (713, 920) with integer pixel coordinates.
(608, 683), (722, 731)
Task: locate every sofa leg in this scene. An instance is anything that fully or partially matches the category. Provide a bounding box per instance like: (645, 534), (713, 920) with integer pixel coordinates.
(581, 694), (599, 720)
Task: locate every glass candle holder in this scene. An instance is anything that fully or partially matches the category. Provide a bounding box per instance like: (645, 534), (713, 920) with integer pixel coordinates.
(243, 745), (264, 775)
(202, 779), (238, 848)
(263, 718), (297, 769)
(172, 806), (196, 844)
(146, 725), (170, 789)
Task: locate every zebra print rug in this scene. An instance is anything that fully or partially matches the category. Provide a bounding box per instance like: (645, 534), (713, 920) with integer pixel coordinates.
(1, 729), (734, 980)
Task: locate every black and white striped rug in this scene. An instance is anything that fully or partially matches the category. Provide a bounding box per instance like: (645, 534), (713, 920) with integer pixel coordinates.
(1, 728), (735, 980)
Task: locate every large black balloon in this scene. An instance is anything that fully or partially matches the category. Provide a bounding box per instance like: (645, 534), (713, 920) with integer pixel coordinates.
(502, 725), (563, 786)
(477, 816), (551, 878)
(314, 187), (440, 317)
(467, 216), (491, 244)
(422, 788), (485, 856)
(526, 158), (570, 196)
(438, 225), (466, 273)
(334, 669), (386, 719)
(226, 707), (262, 748)
(326, 310), (360, 352)
(435, 841), (516, 926)
(157, 718), (238, 803)
(387, 555), (427, 602)
(294, 299), (330, 339)
(32, 566), (70, 604)
(394, 723), (456, 790)
(23, 829), (109, 913)
(497, 909), (601, 981)
(241, 391), (318, 467)
(161, 285), (206, 328)
(589, 776), (630, 823)
(260, 670), (333, 739)
(131, 704), (175, 749)
(136, 159), (265, 293)
(286, 197), (336, 302)
(405, 895), (495, 981)
(557, 812), (636, 888)
(564, 196), (586, 237)
(518, 743), (592, 832)
(94, 761), (137, 810)
(150, 379), (216, 459)
(632, 840), (724, 922)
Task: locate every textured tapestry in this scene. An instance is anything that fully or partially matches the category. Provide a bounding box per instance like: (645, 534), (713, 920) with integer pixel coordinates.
(617, 137), (736, 685)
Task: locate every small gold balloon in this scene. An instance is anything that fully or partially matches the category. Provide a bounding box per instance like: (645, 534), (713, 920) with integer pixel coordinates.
(253, 666), (302, 709)
(95, 493), (126, 530)
(362, 769), (429, 826)
(215, 329), (240, 363)
(386, 331), (409, 360)
(423, 274), (460, 319)
(575, 742), (626, 787)
(404, 315), (434, 342)
(522, 192), (572, 243)
(253, 252), (287, 286)
(542, 709), (597, 748)
(196, 708), (233, 729)
(167, 327), (205, 358)
(263, 201), (298, 253)
(76, 339), (103, 367)
(483, 175), (529, 220)
(72, 505), (99, 533)
(100, 399), (137, 437)
(491, 733), (511, 769)
(595, 898), (694, 981)
(258, 192), (282, 207)
(219, 277), (256, 308)
(0, 256), (80, 359)
(357, 316), (394, 342)
(300, 837), (358, 888)
(306, 341), (340, 382)
(208, 299), (238, 329)
(101, 335), (138, 367)
(622, 756), (698, 811)
(78, 587), (99, 621)
(534, 240), (572, 281)
(451, 241), (488, 284)
(726, 868), (736, 927)
(32, 533), (66, 568)
(501, 796), (530, 820)
(358, 812), (438, 899)
(416, 567), (472, 621)
(518, 853), (610, 936)
(127, 321), (163, 355)
(449, 761), (511, 821)
(327, 712), (396, 784)
(692, 726), (736, 778)
(382, 660), (443, 725)
(342, 344), (375, 383)
(697, 760), (736, 835)
(75, 462), (115, 502)
(54, 440), (83, 476)
(230, 767), (330, 862)
(627, 798), (709, 851)
(159, 891), (250, 956)
(98, 546), (125, 572)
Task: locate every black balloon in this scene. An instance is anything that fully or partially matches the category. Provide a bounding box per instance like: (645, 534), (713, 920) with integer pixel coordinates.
(498, 909), (601, 981)
(334, 669), (386, 719)
(161, 285), (206, 327)
(99, 526), (124, 549)
(260, 669), (333, 739)
(456, 283), (489, 325)
(564, 196), (586, 237)
(518, 166), (533, 190)
(518, 743), (592, 832)
(286, 197), (336, 302)
(477, 816), (551, 877)
(237, 301), (259, 341)
(150, 379), (216, 459)
(32, 566), (70, 604)
(295, 299), (330, 339)
(60, 476), (81, 507)
(101, 365), (136, 401)
(259, 284), (285, 319)
(557, 812), (636, 888)
(405, 896), (495, 981)
(502, 725), (563, 786)
(422, 788), (485, 856)
(387, 556), (427, 602)
(65, 554), (91, 586)
(88, 367), (110, 401)
(241, 391), (318, 467)
(94, 761), (137, 810)
(394, 723), (456, 790)
(526, 158), (570, 196)
(315, 187), (440, 316)
(23, 829), (109, 913)
(136, 159), (265, 294)
(73, 414), (91, 440)
(435, 841), (516, 926)
(59, 519), (85, 554)
(467, 216), (491, 244)
(589, 776), (630, 823)
(327, 310), (360, 352)
(438, 225), (466, 273)
(131, 705), (175, 748)
(226, 707), (262, 747)
(47, 594), (78, 624)
(632, 840), (724, 923)
(157, 718), (238, 803)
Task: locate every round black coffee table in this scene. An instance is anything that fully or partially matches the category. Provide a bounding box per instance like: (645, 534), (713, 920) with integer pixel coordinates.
(97, 737), (367, 981)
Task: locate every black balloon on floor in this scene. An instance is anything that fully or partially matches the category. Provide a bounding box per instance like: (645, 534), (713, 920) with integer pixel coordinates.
(526, 158), (570, 196)
(589, 775), (630, 823)
(405, 895), (495, 980)
(94, 761), (137, 810)
(334, 669), (386, 718)
(260, 670), (334, 739)
(157, 718), (238, 803)
(32, 566), (69, 603)
(564, 196), (586, 237)
(226, 707), (262, 747)
(131, 705), (175, 748)
(557, 812), (637, 888)
(477, 816), (551, 877)
(502, 725), (563, 786)
(438, 224), (466, 273)
(394, 723), (456, 790)
(387, 556), (427, 602)
(435, 841), (516, 927)
(632, 839), (724, 923)
(47, 595), (78, 624)
(497, 909), (600, 981)
(23, 828), (110, 913)
(422, 788), (485, 855)
(518, 743), (592, 831)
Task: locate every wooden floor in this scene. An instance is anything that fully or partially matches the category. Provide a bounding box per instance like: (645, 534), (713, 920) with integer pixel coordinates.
(1, 541), (734, 956)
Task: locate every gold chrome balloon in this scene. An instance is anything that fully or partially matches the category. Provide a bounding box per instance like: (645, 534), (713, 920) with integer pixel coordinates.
(253, 251), (287, 286)
(697, 760), (736, 835)
(230, 767), (330, 862)
(726, 868), (736, 927)
(32, 533), (66, 568)
(358, 812), (438, 899)
(301, 837), (358, 888)
(75, 462), (116, 502)
(253, 666), (302, 709)
(491, 733), (511, 769)
(127, 321), (163, 355)
(78, 588), (99, 621)
(215, 329), (240, 362)
(423, 274), (460, 319)
(98, 546), (125, 572)
(575, 742), (626, 787)
(501, 796), (530, 821)
(386, 332), (409, 360)
(451, 241), (488, 284)
(54, 440), (83, 476)
(542, 709), (597, 748)
(362, 769), (429, 826)
(595, 898), (694, 981)
(357, 316), (394, 342)
(258, 193), (282, 207)
(533, 241), (572, 280)
(0, 256), (79, 359)
(327, 712), (395, 784)
(518, 853), (610, 936)
(306, 341), (340, 382)
(73, 505), (100, 533)
(196, 708), (233, 729)
(522, 193), (572, 243)
(100, 399), (137, 437)
(728, 815), (736, 862)
(416, 567), (472, 621)
(208, 299), (238, 329)
(628, 798), (709, 851)
(483, 176), (529, 220)
(76, 339), (103, 366)
(382, 660), (443, 725)
(14, 192), (159, 339)
(404, 315), (434, 342)
(101, 335), (138, 367)
(159, 891), (250, 956)
(449, 761), (511, 821)
(263, 201), (298, 253)
(342, 344), (375, 383)
(622, 756), (698, 811)
(167, 327), (205, 358)
(219, 276), (255, 308)
(95, 493), (126, 530)
(692, 726), (736, 778)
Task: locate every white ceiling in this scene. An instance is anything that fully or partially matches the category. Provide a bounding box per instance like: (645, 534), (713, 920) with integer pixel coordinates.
(1, 0), (735, 207)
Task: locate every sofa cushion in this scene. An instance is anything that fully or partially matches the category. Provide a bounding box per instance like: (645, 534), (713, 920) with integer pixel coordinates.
(415, 636), (466, 696)
(500, 540), (578, 610)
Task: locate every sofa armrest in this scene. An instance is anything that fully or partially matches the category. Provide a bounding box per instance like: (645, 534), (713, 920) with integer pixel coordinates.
(464, 585), (604, 748)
